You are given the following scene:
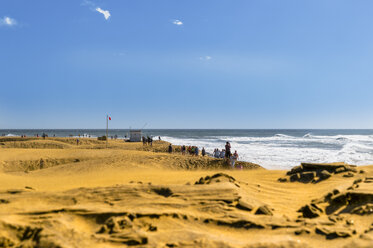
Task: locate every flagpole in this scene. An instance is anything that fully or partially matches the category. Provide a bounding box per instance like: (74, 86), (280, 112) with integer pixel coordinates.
(106, 114), (108, 148)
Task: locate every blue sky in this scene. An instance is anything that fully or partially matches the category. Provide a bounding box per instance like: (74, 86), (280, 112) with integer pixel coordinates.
(1, 0), (373, 129)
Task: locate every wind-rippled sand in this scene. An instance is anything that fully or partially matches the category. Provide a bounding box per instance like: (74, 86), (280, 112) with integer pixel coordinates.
(0, 137), (372, 247)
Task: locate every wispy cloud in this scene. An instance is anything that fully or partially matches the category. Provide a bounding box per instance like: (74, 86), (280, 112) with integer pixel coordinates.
(172, 19), (183, 26)
(81, 0), (95, 7)
(199, 56), (212, 61)
(96, 7), (111, 20)
(82, 1), (111, 21)
(0, 16), (17, 26)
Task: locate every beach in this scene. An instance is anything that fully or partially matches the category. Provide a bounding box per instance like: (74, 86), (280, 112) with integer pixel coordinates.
(0, 137), (372, 247)
(4, 129), (373, 170)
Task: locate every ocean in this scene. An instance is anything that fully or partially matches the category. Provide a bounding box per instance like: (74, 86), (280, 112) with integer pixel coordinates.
(2, 129), (373, 170)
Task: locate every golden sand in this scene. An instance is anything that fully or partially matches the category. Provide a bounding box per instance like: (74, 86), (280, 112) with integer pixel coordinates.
(0, 137), (372, 247)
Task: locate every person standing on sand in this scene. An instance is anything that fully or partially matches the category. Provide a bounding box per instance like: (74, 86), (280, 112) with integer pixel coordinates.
(77, 138), (79, 145)
(195, 147), (199, 156)
(225, 142), (231, 166)
(225, 142), (231, 158)
(168, 144), (173, 153)
(230, 150), (238, 168)
(202, 147), (206, 157)
(182, 145), (186, 155)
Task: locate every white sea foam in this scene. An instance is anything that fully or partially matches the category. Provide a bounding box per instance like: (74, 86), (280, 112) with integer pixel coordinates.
(162, 134), (373, 169)
(6, 133), (18, 137)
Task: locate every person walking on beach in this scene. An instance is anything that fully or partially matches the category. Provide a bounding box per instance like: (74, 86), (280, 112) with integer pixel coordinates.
(195, 146), (199, 156)
(168, 144), (173, 153)
(182, 145), (186, 155)
(202, 147), (206, 157)
(76, 138), (79, 146)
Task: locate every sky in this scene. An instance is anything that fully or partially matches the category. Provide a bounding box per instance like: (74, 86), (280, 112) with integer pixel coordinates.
(1, 0), (373, 129)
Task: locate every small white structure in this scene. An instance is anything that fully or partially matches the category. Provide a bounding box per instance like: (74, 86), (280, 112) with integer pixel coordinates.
(129, 130), (142, 142)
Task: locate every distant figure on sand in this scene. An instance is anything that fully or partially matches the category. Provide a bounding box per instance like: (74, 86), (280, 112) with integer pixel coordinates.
(195, 147), (199, 156)
(168, 144), (173, 153)
(76, 138), (79, 145)
(181, 145), (186, 155)
(213, 149), (220, 158)
(202, 147), (206, 157)
(225, 142), (232, 166)
(220, 149), (225, 158)
(159, 136), (161, 141)
(230, 150), (239, 168)
(225, 142), (231, 158)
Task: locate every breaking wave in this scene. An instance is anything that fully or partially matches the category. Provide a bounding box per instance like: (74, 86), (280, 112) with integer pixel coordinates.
(163, 133), (373, 169)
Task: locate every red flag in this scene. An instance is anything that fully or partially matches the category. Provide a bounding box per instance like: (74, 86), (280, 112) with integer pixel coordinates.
(109, 116), (111, 120)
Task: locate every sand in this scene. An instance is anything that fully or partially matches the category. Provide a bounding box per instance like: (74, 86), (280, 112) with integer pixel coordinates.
(0, 137), (372, 247)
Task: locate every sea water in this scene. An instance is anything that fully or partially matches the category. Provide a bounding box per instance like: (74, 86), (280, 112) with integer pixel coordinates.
(2, 129), (373, 170)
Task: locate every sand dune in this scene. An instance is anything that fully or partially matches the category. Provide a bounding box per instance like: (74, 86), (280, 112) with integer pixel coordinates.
(0, 137), (372, 247)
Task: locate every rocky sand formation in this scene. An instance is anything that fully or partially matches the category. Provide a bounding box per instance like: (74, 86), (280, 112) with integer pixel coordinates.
(278, 162), (361, 183)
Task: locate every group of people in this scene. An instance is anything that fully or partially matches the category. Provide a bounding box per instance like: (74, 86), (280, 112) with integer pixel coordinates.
(213, 142), (239, 168)
(168, 144), (206, 156)
(167, 142), (239, 168)
(213, 148), (226, 158)
(142, 136), (153, 146)
(33, 133), (49, 139)
(184, 145), (206, 156)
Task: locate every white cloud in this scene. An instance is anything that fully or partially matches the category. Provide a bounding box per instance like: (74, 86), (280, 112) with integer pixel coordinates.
(200, 56), (212, 61)
(0, 16), (17, 26)
(96, 7), (111, 20)
(82, 1), (111, 21)
(172, 19), (183, 26)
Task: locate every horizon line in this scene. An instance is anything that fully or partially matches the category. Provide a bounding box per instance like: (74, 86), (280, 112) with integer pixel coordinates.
(1, 128), (373, 130)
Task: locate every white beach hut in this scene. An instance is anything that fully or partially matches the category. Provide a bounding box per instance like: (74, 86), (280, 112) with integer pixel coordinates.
(129, 130), (142, 142)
